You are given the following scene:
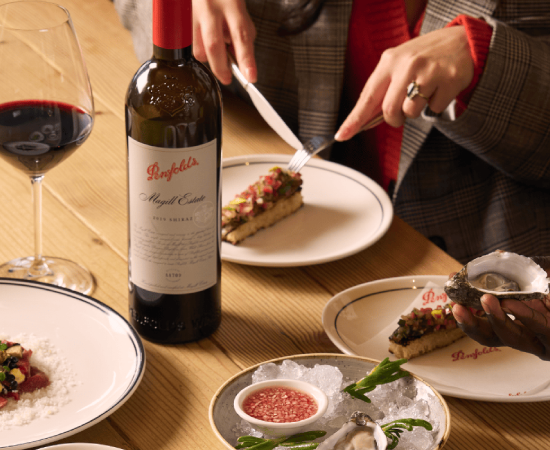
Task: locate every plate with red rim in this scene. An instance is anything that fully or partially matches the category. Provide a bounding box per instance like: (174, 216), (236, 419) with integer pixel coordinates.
(322, 275), (550, 402)
(221, 154), (393, 267)
(0, 278), (145, 449)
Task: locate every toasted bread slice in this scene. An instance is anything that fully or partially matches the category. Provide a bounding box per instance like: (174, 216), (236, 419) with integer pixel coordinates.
(223, 191), (303, 244)
(389, 327), (465, 360)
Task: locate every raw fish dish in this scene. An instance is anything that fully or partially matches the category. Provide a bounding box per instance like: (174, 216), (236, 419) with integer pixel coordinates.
(0, 340), (50, 409)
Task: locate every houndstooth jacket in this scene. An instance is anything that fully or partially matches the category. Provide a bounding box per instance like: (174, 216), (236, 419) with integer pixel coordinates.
(114, 0), (550, 264)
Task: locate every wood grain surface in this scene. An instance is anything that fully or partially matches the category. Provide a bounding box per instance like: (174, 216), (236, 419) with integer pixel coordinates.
(0, 1), (547, 449)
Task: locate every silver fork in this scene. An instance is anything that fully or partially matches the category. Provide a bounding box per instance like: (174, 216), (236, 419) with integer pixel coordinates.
(287, 113), (385, 173)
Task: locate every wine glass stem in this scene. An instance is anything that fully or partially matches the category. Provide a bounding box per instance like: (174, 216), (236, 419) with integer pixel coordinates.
(30, 175), (47, 275)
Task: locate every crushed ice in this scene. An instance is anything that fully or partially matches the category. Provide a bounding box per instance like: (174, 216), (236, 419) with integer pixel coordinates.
(233, 360), (440, 450)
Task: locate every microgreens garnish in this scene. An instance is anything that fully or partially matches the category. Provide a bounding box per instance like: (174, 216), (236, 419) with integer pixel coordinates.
(342, 358), (410, 403)
(0, 343), (7, 351)
(235, 430), (326, 450)
(381, 418), (433, 449)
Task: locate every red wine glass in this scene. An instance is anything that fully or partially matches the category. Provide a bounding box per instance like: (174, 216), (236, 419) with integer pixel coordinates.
(0, 1), (95, 294)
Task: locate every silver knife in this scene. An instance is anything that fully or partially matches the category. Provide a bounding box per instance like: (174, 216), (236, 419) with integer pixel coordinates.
(229, 56), (303, 151)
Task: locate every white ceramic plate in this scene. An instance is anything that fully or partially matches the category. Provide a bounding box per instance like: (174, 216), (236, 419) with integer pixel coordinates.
(0, 279), (145, 449)
(209, 354), (450, 450)
(39, 445), (122, 450)
(221, 154), (393, 266)
(322, 275), (550, 402)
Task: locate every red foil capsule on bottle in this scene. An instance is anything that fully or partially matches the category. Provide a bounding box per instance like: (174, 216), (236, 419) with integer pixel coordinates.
(153, 0), (192, 49)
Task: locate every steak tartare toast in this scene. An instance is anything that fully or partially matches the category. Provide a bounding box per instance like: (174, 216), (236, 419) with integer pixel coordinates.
(222, 166), (303, 244)
(388, 304), (470, 359)
(0, 341), (50, 409)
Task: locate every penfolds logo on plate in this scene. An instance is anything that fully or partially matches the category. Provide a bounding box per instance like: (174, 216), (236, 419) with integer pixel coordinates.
(421, 288), (448, 306)
(147, 157), (198, 182)
(451, 346), (501, 362)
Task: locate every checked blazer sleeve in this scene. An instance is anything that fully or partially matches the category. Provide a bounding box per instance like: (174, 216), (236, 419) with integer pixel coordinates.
(394, 1), (550, 263)
(432, 17), (550, 189)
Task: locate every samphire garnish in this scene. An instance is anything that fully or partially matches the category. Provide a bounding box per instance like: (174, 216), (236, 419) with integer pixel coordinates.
(342, 357), (410, 403)
(342, 359), (434, 448)
(381, 419), (433, 449)
(235, 430), (326, 450)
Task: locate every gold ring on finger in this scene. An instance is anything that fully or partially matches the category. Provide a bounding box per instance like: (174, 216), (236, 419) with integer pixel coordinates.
(406, 81), (429, 101)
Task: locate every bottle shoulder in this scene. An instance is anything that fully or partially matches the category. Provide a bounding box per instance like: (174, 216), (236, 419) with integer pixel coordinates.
(125, 56), (222, 147)
(126, 57), (222, 114)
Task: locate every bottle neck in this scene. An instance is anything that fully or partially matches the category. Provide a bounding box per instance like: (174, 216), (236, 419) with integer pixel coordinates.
(152, 0), (192, 56)
(153, 44), (192, 62)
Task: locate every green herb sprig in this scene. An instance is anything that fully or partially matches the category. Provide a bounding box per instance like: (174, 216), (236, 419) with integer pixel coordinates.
(342, 358), (409, 403)
(235, 430), (326, 450)
(381, 418), (433, 449)
(0, 343), (7, 351)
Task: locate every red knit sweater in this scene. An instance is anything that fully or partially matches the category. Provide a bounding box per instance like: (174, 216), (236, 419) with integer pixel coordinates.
(342, 1), (492, 193)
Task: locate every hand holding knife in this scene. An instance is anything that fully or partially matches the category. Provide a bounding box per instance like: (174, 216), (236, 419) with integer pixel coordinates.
(228, 53), (303, 151)
(228, 53), (385, 170)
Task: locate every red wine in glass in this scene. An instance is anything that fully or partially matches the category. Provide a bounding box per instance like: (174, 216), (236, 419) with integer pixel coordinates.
(0, 100), (92, 176)
(0, 2), (95, 294)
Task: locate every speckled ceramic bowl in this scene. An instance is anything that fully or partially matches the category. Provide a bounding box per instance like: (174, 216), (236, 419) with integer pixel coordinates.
(209, 354), (451, 450)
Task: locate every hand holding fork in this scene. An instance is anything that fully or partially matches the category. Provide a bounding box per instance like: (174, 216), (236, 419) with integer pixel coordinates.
(287, 113), (384, 173)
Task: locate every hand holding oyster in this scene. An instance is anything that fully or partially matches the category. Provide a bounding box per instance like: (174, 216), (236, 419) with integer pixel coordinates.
(447, 251), (550, 361)
(453, 292), (550, 360)
(444, 250), (550, 310)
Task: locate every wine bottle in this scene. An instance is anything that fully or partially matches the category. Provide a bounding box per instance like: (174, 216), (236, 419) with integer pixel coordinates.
(125, 0), (222, 343)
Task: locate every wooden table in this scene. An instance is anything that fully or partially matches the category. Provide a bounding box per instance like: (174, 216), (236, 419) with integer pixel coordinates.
(0, 1), (548, 449)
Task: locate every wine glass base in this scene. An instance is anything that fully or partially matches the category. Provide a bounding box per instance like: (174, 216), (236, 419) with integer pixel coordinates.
(0, 256), (95, 295)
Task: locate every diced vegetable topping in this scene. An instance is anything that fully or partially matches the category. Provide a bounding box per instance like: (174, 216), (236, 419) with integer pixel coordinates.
(0, 340), (50, 407)
(221, 166), (302, 233)
(389, 303), (484, 346)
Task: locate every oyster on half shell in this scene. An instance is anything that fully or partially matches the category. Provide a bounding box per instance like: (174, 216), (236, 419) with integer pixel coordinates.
(317, 412), (386, 450)
(444, 251), (550, 309)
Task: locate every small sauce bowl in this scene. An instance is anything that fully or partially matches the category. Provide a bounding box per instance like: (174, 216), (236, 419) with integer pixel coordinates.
(234, 379), (328, 438)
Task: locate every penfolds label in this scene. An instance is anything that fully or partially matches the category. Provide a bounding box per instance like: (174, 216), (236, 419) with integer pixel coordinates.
(128, 136), (218, 294)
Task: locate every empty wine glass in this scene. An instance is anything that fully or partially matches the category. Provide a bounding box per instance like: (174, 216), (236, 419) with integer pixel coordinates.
(0, 1), (95, 294)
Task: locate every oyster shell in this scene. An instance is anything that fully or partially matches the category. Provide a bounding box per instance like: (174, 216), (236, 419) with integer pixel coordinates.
(317, 411), (386, 450)
(444, 251), (550, 309)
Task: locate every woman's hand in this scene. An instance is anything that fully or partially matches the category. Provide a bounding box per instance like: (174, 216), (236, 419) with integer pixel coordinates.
(193, 0), (257, 85)
(335, 25), (474, 141)
(452, 294), (550, 361)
